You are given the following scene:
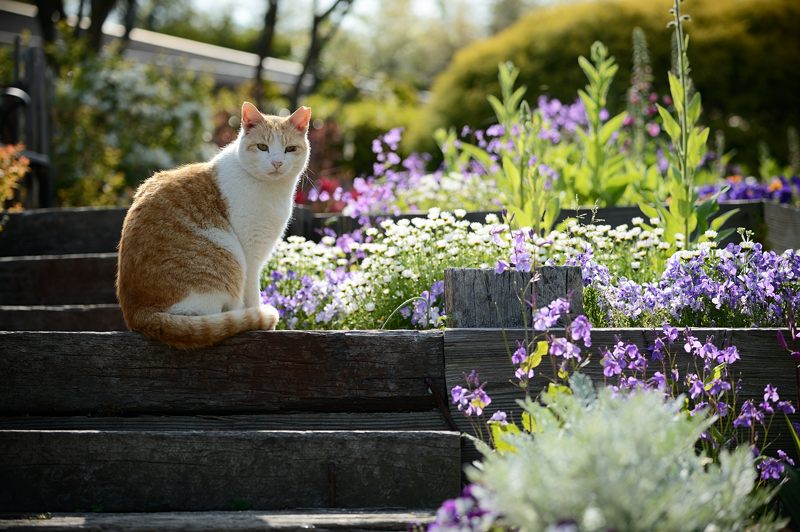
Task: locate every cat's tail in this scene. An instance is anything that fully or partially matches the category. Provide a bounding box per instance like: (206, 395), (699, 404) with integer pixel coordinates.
(131, 306), (279, 349)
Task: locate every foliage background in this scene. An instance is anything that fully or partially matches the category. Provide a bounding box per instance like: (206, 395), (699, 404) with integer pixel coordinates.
(422, 0), (800, 167)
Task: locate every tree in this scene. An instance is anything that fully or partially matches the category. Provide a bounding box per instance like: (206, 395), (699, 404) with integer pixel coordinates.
(253, 0), (280, 109)
(289, 0), (355, 109)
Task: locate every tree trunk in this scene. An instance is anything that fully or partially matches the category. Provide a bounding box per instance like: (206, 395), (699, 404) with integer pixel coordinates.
(289, 0), (353, 109)
(34, 0), (65, 47)
(253, 0), (280, 109)
(87, 0), (118, 52)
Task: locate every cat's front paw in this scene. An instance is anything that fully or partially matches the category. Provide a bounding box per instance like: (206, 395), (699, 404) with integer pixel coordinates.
(258, 304), (279, 330)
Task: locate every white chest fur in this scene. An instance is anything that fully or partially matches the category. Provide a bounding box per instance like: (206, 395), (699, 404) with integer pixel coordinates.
(213, 146), (297, 269)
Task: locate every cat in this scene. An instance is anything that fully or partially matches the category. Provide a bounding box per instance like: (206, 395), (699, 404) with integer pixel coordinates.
(116, 102), (311, 349)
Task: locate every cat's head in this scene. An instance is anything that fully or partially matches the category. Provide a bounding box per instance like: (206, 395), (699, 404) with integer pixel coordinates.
(236, 102), (311, 182)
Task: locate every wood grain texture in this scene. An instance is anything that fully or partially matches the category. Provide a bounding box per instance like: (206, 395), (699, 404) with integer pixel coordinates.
(764, 202), (800, 253)
(0, 430), (461, 512)
(0, 330), (444, 415)
(444, 267), (582, 329)
(0, 304), (125, 331)
(444, 328), (800, 463)
(0, 509), (434, 531)
(0, 412), (450, 432)
(0, 208), (126, 257)
(0, 254), (118, 305)
(0, 206), (313, 257)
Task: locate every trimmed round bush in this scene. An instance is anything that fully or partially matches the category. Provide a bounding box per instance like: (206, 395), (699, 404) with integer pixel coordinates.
(421, 0), (800, 168)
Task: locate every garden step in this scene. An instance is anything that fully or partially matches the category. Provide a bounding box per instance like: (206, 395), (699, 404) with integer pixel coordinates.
(0, 253), (117, 305)
(0, 429), (461, 512)
(0, 304), (125, 331)
(0, 208), (126, 257)
(0, 509), (434, 531)
(0, 330), (445, 415)
(0, 206), (314, 257)
(0, 412), (450, 432)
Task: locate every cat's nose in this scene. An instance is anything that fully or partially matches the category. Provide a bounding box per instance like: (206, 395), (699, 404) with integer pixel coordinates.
(272, 161), (283, 169)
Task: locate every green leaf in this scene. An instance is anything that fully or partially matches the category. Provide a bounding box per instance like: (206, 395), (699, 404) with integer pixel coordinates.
(657, 104), (681, 141)
(522, 411), (536, 433)
(599, 111), (628, 145)
(508, 85), (527, 112)
(667, 71), (684, 113)
(490, 421), (521, 454)
(460, 142), (495, 171)
(639, 203), (659, 220)
(578, 56), (599, 84)
(710, 207), (739, 232)
(542, 196), (561, 235)
(687, 92), (702, 127)
(487, 94), (506, 123)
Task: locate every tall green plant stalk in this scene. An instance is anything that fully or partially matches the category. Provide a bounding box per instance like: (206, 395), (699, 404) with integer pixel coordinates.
(575, 42), (629, 206)
(629, 27), (653, 164)
(641, 0), (736, 249)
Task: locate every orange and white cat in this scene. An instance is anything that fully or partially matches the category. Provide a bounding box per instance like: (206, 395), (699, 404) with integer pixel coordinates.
(116, 102), (311, 348)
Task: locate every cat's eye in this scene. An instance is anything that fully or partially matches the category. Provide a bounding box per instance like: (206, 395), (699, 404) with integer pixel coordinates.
(256, 144), (269, 152)
(285, 146), (297, 153)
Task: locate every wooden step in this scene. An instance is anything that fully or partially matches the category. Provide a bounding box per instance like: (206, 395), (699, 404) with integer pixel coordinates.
(0, 509), (435, 531)
(0, 330), (445, 415)
(0, 304), (125, 331)
(0, 208), (126, 257)
(0, 206), (314, 257)
(0, 254), (117, 305)
(0, 429), (460, 512)
(0, 412), (451, 432)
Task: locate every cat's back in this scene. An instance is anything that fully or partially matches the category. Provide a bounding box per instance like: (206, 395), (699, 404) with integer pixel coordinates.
(126, 162), (228, 229)
(117, 161), (240, 314)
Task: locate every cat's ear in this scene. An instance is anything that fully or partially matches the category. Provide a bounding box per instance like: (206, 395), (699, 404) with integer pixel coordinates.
(288, 106), (311, 133)
(241, 102), (265, 132)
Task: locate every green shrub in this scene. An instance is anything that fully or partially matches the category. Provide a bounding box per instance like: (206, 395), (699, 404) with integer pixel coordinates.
(51, 35), (213, 206)
(469, 380), (784, 531)
(425, 0), (800, 169)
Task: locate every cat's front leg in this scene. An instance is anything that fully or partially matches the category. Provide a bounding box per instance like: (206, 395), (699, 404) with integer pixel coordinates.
(243, 269), (263, 309)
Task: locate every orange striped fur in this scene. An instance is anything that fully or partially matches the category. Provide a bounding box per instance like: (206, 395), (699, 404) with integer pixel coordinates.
(116, 103), (311, 348)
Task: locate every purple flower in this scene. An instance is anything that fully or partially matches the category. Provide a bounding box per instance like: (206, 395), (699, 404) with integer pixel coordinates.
(512, 341), (527, 364)
(489, 411), (508, 425)
(778, 449), (796, 467)
(549, 337), (581, 360)
(533, 298), (571, 331)
(650, 371), (667, 390)
(495, 260), (510, 274)
(602, 347), (623, 377)
(758, 457), (785, 480)
(466, 388), (492, 416)
(764, 384), (780, 403)
(569, 315), (592, 347)
(687, 374), (705, 400)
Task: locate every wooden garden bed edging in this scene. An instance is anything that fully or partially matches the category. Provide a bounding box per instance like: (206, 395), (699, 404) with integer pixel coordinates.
(444, 266), (583, 329)
(764, 202), (800, 253)
(443, 328), (800, 463)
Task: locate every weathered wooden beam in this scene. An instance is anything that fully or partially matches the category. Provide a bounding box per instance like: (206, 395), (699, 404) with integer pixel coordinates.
(0, 411), (450, 432)
(0, 429), (461, 512)
(0, 304), (125, 331)
(0, 206), (314, 257)
(444, 328), (799, 463)
(0, 509), (435, 531)
(764, 202), (800, 253)
(0, 253), (118, 305)
(0, 207), (126, 257)
(0, 330), (445, 415)
(444, 267), (582, 329)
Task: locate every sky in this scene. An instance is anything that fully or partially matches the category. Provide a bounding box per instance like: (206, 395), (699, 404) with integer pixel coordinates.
(190, 0), (492, 34)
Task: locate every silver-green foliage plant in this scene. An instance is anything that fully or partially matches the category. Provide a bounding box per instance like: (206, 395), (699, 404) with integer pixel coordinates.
(469, 378), (783, 531)
(641, 0), (736, 249)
